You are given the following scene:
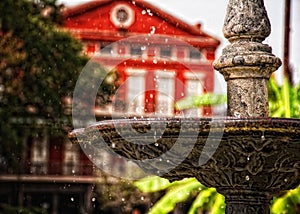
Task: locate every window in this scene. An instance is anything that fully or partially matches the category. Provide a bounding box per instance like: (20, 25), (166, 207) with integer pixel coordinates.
(110, 4), (135, 29)
(184, 72), (205, 117)
(63, 140), (79, 175)
(100, 44), (113, 55)
(160, 47), (172, 58)
(130, 46), (142, 56)
(31, 133), (48, 175)
(126, 70), (146, 114)
(189, 49), (202, 60)
(155, 71), (175, 116)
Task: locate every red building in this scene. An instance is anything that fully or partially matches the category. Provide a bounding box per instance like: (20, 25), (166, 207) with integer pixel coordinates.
(63, 0), (220, 117)
(0, 1), (219, 213)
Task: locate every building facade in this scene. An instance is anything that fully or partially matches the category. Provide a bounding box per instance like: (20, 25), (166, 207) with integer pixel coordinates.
(63, 0), (220, 117)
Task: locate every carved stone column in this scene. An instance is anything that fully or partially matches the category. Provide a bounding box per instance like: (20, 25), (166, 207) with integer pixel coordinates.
(213, 0), (282, 213)
(214, 0), (281, 117)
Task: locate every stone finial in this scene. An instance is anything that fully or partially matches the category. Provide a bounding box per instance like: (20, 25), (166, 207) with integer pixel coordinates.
(223, 0), (271, 42)
(214, 0), (281, 118)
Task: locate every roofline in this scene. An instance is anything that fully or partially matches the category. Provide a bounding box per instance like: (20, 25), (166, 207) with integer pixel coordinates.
(62, 0), (111, 17)
(62, 0), (220, 45)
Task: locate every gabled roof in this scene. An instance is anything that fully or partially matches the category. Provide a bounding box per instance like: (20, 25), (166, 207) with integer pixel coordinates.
(62, 0), (220, 47)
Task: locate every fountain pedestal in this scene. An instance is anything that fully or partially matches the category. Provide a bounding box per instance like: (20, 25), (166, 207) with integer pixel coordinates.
(224, 191), (270, 214)
(69, 0), (300, 213)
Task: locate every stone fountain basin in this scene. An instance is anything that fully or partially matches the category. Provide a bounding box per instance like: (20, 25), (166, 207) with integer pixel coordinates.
(69, 117), (300, 195)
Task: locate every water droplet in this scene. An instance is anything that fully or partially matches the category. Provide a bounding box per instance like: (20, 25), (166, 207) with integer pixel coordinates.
(234, 112), (241, 118)
(141, 46), (146, 51)
(245, 175), (250, 181)
(112, 143), (116, 148)
(247, 156), (250, 161)
(284, 178), (288, 182)
(153, 59), (158, 64)
(150, 26), (156, 34)
(71, 197), (74, 202)
(155, 143), (159, 146)
(141, 10), (146, 15)
(121, 198), (125, 202)
(147, 9), (153, 16)
(261, 132), (265, 141)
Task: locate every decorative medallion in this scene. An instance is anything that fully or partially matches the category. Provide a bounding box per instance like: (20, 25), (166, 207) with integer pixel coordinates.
(110, 4), (135, 29)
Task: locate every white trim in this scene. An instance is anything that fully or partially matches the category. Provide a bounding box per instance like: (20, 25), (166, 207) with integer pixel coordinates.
(184, 71), (205, 80)
(125, 69), (146, 76)
(156, 70), (176, 79)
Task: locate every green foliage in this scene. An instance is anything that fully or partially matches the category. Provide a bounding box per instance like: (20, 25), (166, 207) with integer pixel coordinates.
(268, 77), (300, 118)
(0, 204), (46, 214)
(0, 0), (87, 123)
(95, 177), (156, 214)
(271, 186), (300, 214)
(134, 176), (172, 193)
(269, 77), (300, 213)
(188, 187), (225, 214)
(135, 176), (225, 213)
(175, 93), (227, 111)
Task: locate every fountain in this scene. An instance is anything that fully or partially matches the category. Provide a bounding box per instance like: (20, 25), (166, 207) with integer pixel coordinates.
(69, 0), (300, 213)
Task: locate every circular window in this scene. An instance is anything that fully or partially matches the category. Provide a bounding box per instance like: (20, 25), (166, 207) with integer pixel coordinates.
(111, 4), (135, 29)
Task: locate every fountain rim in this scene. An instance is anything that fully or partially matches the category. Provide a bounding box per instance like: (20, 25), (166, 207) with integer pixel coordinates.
(69, 117), (300, 140)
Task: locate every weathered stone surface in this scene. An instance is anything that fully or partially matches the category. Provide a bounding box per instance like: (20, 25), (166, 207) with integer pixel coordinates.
(70, 118), (300, 193)
(223, 0), (271, 42)
(227, 77), (269, 117)
(214, 0), (281, 118)
(223, 192), (271, 214)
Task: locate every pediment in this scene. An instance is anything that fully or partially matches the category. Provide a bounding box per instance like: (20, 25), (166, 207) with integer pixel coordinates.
(63, 0), (219, 45)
